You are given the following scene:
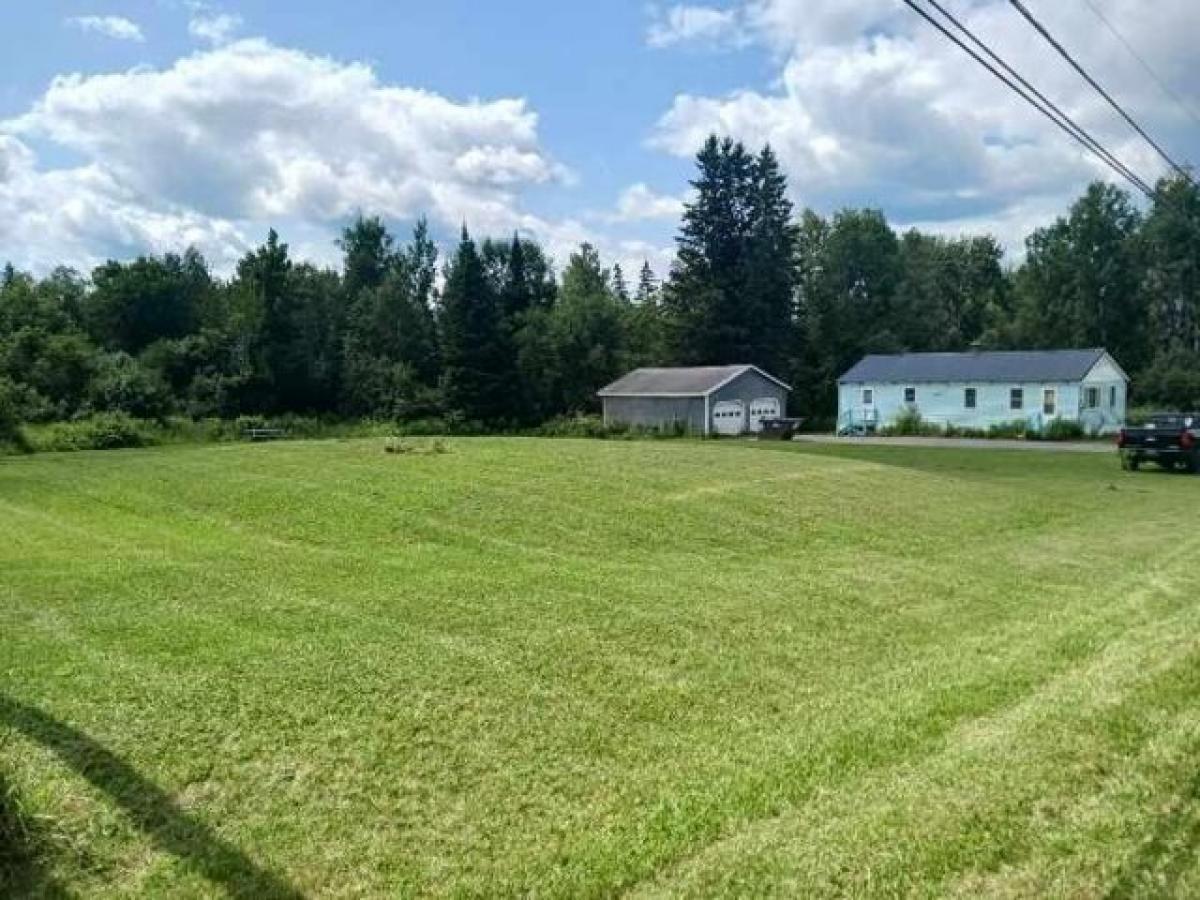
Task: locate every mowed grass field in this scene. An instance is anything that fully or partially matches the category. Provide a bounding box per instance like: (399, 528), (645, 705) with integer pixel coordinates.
(3, 437), (1200, 898)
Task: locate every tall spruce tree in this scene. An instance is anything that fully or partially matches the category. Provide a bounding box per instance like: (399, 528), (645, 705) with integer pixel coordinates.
(611, 263), (630, 304)
(440, 227), (512, 423)
(627, 261), (664, 366)
(635, 261), (658, 305)
(743, 144), (798, 375)
(235, 230), (298, 411)
(663, 135), (788, 368)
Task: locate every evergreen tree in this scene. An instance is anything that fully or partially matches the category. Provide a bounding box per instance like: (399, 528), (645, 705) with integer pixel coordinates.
(664, 135), (757, 364)
(342, 221), (440, 415)
(663, 135), (794, 370)
(405, 218), (439, 316)
(743, 144), (798, 375)
(339, 216), (395, 299)
(635, 261), (658, 306)
(627, 261), (664, 366)
(611, 263), (630, 304)
(234, 230), (298, 411)
(440, 227), (512, 423)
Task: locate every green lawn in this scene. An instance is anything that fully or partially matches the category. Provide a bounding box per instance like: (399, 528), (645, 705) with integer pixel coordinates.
(2, 437), (1200, 898)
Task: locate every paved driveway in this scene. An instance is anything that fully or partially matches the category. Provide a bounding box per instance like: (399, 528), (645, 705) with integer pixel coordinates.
(794, 434), (1114, 454)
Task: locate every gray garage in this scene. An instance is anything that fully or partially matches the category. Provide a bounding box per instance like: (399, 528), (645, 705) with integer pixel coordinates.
(597, 365), (791, 436)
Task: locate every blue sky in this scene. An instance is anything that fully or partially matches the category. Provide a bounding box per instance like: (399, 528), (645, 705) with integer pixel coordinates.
(2, 1), (1197, 275)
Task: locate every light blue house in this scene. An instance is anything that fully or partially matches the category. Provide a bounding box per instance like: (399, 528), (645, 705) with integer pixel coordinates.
(837, 349), (1129, 435)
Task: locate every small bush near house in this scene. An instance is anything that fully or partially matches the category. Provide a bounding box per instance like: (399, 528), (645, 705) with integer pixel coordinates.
(882, 407), (943, 437)
(1034, 419), (1086, 441)
(987, 419), (1031, 440)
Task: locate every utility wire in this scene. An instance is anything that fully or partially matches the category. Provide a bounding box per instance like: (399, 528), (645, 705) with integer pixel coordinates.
(1007, 0), (1194, 183)
(924, 0), (1153, 196)
(899, 0), (1153, 197)
(1079, 0), (1200, 131)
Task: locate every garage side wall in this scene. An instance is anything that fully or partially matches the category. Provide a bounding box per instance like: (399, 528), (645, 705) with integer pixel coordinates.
(602, 396), (706, 432)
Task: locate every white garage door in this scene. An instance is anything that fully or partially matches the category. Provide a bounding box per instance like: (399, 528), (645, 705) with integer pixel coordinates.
(748, 397), (781, 433)
(712, 400), (745, 435)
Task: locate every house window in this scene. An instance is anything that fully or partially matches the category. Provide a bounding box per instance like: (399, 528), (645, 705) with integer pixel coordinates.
(904, 387), (916, 404)
(1010, 388), (1024, 411)
(1085, 386), (1099, 409)
(964, 387), (977, 409)
(1043, 388), (1057, 416)
(862, 388), (874, 407)
(1109, 386), (1117, 407)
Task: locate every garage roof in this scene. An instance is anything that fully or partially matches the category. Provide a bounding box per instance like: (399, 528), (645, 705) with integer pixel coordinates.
(598, 365), (791, 397)
(838, 349), (1119, 384)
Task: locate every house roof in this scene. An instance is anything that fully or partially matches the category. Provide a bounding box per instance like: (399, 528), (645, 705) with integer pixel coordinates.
(598, 365), (791, 397)
(838, 349), (1119, 384)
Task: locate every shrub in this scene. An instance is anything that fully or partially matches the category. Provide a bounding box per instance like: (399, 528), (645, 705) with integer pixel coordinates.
(1038, 418), (1085, 441)
(87, 352), (172, 420)
(30, 413), (154, 452)
(881, 407), (943, 437)
(987, 419), (1031, 440)
(535, 414), (612, 439)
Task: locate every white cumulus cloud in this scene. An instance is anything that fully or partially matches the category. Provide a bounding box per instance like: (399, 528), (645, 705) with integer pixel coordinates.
(610, 183), (687, 222)
(188, 12), (243, 46)
(66, 15), (145, 42)
(0, 38), (595, 273)
(649, 0), (1200, 249)
(1, 37), (669, 277)
(647, 5), (747, 49)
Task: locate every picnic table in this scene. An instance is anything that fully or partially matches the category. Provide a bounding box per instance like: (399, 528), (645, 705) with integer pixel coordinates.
(243, 427), (287, 442)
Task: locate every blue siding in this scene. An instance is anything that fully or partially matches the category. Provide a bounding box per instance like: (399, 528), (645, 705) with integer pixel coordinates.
(838, 377), (1126, 434)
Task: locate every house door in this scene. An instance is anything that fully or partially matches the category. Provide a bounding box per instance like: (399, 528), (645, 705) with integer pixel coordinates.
(712, 400), (745, 435)
(748, 397), (781, 433)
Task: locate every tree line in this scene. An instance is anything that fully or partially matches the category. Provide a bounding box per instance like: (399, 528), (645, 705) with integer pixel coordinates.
(3, 134), (1200, 435)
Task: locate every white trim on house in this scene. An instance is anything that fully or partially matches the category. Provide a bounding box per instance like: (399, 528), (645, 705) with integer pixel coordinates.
(1082, 351), (1129, 384)
(705, 365), (793, 396)
(599, 365), (793, 399)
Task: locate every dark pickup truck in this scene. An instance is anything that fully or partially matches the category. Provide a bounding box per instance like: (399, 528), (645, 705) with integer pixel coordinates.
(1118, 413), (1200, 472)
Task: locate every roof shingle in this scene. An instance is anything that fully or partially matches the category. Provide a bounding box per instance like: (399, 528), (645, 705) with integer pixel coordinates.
(598, 365), (789, 396)
(838, 349), (1114, 384)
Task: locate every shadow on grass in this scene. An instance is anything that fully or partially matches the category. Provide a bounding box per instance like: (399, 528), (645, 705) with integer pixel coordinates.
(0, 695), (303, 899)
(0, 773), (71, 899)
(1105, 763), (1200, 899)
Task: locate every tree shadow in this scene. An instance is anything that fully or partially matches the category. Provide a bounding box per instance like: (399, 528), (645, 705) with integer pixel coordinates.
(0, 694), (304, 899)
(1105, 763), (1200, 899)
(1, 772), (72, 899)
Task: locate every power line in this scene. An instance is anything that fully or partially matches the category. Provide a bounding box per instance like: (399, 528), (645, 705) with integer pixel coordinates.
(923, 0), (1153, 196)
(1007, 0), (1194, 183)
(1079, 0), (1200, 131)
(898, 0), (1154, 197)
